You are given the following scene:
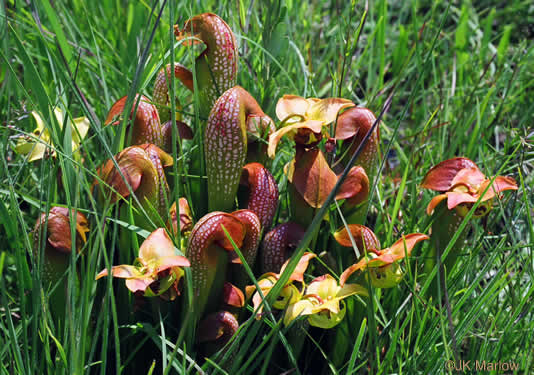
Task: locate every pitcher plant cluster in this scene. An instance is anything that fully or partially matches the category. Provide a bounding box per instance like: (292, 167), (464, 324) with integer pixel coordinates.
(17, 12), (518, 366)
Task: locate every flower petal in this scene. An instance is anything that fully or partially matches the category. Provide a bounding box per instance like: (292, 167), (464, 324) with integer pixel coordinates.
(279, 252), (316, 282)
(275, 95), (310, 121)
(333, 224), (381, 253)
(72, 116), (90, 143)
(95, 264), (145, 280)
(306, 98), (354, 124)
(421, 157), (479, 191)
(290, 148), (337, 208)
(223, 282), (245, 308)
(426, 194), (448, 215)
(446, 191), (477, 210)
(371, 233), (429, 266)
(479, 176), (518, 201)
(139, 228), (176, 264)
(450, 167), (486, 191)
(339, 258), (368, 286)
(283, 298), (316, 326)
(335, 166), (370, 207)
(306, 274), (340, 301)
(125, 277), (154, 293)
(267, 120), (323, 158)
(336, 283), (368, 299)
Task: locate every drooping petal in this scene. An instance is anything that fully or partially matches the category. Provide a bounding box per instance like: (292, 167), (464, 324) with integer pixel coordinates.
(289, 148), (337, 208)
(450, 167), (486, 191)
(279, 252), (317, 283)
(479, 176), (518, 201)
(339, 258), (369, 286)
(95, 264), (146, 280)
(333, 224), (381, 254)
(267, 120), (323, 158)
(125, 277), (156, 293)
(283, 298), (316, 326)
(72, 116), (90, 144)
(421, 157), (479, 191)
(306, 98), (354, 124)
(335, 166), (370, 207)
(275, 95), (310, 121)
(426, 194), (448, 215)
(369, 233), (429, 267)
(169, 198), (193, 234)
(223, 282), (245, 308)
(445, 191), (478, 210)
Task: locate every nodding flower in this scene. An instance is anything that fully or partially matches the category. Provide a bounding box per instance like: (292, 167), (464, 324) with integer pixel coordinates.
(94, 144), (173, 230)
(421, 157), (518, 218)
(338, 230), (429, 289)
(246, 253), (316, 318)
(96, 228), (190, 300)
(15, 107), (89, 162)
(283, 274), (367, 329)
(268, 95), (354, 158)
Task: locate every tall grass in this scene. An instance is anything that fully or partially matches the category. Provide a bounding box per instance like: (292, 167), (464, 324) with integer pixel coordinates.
(1, 0), (533, 374)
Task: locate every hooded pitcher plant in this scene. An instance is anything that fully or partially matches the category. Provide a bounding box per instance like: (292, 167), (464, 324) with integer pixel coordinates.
(96, 228), (190, 300)
(33, 207), (89, 324)
(174, 13), (238, 117)
(338, 227), (429, 289)
(420, 157), (517, 294)
(94, 144), (173, 232)
(205, 86), (274, 212)
(260, 222), (305, 274)
(15, 107), (89, 162)
(285, 147), (369, 227)
(333, 107), (380, 224)
(186, 210), (260, 318)
(238, 162), (279, 231)
(104, 94), (193, 154)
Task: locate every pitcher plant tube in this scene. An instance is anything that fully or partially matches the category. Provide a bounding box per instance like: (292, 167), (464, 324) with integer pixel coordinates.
(205, 86), (274, 212)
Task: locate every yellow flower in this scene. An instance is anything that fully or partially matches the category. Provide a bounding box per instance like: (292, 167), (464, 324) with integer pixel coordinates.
(96, 228), (190, 300)
(267, 95), (354, 158)
(15, 107), (89, 162)
(246, 252), (316, 317)
(283, 274), (367, 328)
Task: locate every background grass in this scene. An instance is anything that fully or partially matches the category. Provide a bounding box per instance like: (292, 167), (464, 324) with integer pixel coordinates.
(1, 0), (533, 374)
